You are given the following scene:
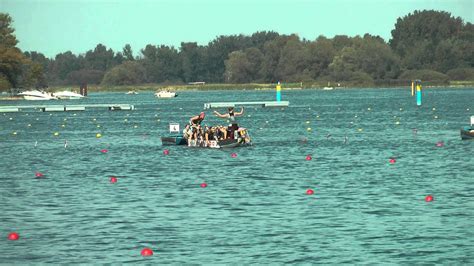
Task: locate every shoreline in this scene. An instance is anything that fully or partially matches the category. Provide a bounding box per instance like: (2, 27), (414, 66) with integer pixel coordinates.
(1, 82), (473, 98)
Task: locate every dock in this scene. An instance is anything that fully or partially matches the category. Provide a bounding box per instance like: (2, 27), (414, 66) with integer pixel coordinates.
(204, 101), (289, 109)
(0, 104), (135, 113)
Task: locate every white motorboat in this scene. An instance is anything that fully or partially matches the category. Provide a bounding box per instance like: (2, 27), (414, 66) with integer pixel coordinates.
(18, 90), (58, 100)
(155, 90), (177, 98)
(53, 91), (85, 100)
(126, 90), (138, 95)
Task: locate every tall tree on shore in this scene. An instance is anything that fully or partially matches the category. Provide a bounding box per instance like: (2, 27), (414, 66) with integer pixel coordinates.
(0, 13), (27, 90)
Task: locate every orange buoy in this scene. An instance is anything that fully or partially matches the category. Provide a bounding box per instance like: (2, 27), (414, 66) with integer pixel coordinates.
(436, 142), (444, 147)
(200, 183), (207, 188)
(8, 232), (19, 241)
(141, 248), (153, 257)
(110, 176), (117, 183)
(231, 153), (237, 158)
(306, 189), (314, 195)
(101, 149), (108, 153)
(306, 155), (312, 161)
(425, 195), (434, 202)
(389, 158), (396, 164)
(35, 172), (44, 178)
(163, 149), (169, 155)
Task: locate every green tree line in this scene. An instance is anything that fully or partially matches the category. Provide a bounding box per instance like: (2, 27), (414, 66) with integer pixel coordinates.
(1, 10), (473, 91)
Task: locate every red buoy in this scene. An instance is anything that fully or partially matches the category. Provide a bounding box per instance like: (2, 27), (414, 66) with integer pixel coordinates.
(101, 149), (108, 153)
(389, 158), (396, 164)
(306, 189), (314, 195)
(231, 153), (237, 158)
(306, 155), (312, 161)
(425, 195), (434, 202)
(163, 149), (169, 155)
(436, 142), (444, 147)
(35, 172), (44, 177)
(141, 248), (153, 257)
(8, 232), (19, 241)
(200, 183), (207, 188)
(110, 176), (117, 183)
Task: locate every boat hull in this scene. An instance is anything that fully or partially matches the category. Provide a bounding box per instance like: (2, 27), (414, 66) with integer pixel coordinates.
(161, 135), (187, 145)
(460, 127), (474, 140)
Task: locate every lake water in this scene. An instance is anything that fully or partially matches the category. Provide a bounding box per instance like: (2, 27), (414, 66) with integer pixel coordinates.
(1, 88), (473, 264)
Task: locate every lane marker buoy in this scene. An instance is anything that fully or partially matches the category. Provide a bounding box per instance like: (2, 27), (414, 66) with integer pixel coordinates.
(306, 189), (314, 195)
(8, 232), (19, 241)
(425, 195), (434, 202)
(141, 248), (153, 257)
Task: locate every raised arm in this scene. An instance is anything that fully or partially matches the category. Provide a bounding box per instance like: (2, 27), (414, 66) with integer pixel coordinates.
(235, 107), (244, 116)
(213, 110), (228, 118)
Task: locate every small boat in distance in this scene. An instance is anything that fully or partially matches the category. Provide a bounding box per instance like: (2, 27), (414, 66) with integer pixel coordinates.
(54, 91), (85, 100)
(126, 90), (138, 95)
(155, 90), (177, 98)
(460, 116), (474, 140)
(18, 90), (58, 100)
(323, 82), (334, 90)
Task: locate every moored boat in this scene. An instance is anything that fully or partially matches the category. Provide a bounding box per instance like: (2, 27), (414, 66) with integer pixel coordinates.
(155, 90), (177, 98)
(18, 90), (57, 100)
(54, 91), (85, 99)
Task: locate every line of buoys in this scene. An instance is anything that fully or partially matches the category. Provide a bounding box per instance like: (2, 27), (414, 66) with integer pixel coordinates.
(306, 189), (314, 195)
(425, 195), (434, 202)
(141, 248), (153, 257)
(8, 232), (19, 241)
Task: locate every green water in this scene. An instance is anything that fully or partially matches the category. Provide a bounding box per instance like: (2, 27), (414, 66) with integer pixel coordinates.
(1, 88), (473, 264)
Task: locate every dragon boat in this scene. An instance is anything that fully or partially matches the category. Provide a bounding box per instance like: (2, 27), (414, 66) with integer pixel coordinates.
(161, 123), (252, 148)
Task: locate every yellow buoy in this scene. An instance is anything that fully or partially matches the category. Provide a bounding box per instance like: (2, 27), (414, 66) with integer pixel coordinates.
(395, 121), (400, 125)
(12, 131), (17, 135)
(306, 121), (310, 124)
(367, 107), (371, 111)
(97, 125), (101, 128)
(61, 124), (66, 128)
(9, 117), (13, 120)
(307, 127), (312, 131)
(134, 125), (138, 128)
(27, 124), (31, 127)
(358, 128), (363, 132)
(53, 132), (59, 136)
(434, 116), (438, 119)
(96, 133), (102, 138)
(63, 118), (67, 121)
(432, 108), (436, 111)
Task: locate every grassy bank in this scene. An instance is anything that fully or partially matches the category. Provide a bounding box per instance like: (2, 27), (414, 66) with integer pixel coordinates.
(44, 80), (474, 93)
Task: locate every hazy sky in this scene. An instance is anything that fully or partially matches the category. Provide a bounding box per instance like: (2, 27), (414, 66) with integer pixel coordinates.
(1, 0), (472, 58)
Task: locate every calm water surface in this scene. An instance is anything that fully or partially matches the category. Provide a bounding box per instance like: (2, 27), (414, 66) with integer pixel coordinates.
(1, 88), (473, 264)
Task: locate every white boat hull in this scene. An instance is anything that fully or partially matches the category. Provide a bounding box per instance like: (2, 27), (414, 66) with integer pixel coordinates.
(155, 91), (177, 98)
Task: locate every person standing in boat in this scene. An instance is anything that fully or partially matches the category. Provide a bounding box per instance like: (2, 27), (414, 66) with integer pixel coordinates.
(213, 107), (244, 138)
(188, 112), (206, 144)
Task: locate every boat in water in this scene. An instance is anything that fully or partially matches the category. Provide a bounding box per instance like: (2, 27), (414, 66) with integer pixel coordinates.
(126, 90), (138, 95)
(18, 90), (58, 100)
(161, 123), (252, 148)
(460, 116), (474, 140)
(53, 91), (85, 100)
(155, 90), (177, 98)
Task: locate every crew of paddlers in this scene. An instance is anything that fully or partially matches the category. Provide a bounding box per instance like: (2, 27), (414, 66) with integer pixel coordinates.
(184, 107), (245, 146)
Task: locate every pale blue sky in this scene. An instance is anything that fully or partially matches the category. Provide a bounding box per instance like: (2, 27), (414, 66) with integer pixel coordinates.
(1, 0), (472, 58)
